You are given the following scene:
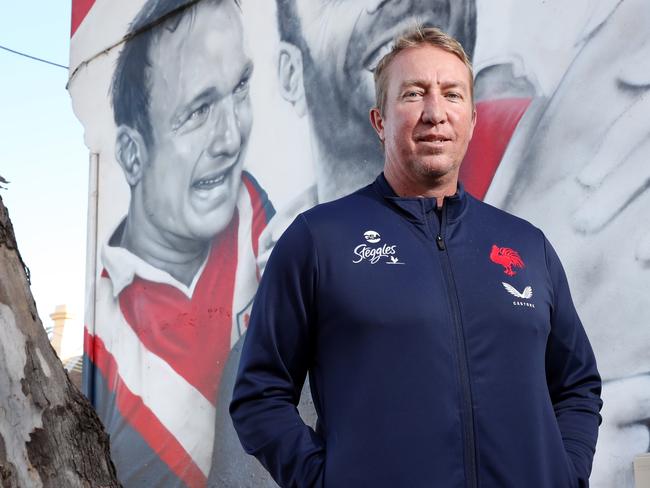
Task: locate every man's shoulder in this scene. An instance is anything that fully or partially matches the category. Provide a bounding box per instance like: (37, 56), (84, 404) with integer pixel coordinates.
(301, 182), (382, 224)
(469, 193), (544, 238)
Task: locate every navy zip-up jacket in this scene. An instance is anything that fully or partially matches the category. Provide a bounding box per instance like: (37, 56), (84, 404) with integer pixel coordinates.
(230, 174), (602, 488)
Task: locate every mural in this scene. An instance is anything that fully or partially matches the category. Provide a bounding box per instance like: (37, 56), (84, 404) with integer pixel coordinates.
(68, 0), (649, 486)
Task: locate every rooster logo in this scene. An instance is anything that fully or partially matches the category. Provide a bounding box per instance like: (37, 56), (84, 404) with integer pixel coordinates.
(490, 245), (524, 276)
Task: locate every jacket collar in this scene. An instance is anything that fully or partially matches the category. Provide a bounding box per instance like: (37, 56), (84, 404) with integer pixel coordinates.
(372, 172), (469, 224)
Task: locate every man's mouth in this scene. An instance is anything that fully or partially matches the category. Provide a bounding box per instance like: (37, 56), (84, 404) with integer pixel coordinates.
(192, 163), (236, 192)
(417, 135), (452, 143)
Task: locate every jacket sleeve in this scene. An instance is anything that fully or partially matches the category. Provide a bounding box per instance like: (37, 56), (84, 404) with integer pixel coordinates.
(543, 236), (602, 488)
(230, 215), (325, 488)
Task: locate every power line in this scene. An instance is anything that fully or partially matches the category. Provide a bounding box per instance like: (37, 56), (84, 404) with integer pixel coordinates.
(0, 44), (68, 70)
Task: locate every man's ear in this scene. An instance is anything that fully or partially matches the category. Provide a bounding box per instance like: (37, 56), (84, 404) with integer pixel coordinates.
(278, 41), (307, 117)
(369, 107), (385, 142)
(115, 125), (148, 187)
(469, 106), (477, 140)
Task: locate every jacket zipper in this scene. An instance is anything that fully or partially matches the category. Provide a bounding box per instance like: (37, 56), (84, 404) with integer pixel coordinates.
(434, 202), (478, 488)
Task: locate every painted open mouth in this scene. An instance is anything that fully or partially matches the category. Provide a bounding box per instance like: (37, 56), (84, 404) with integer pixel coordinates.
(192, 163), (236, 191)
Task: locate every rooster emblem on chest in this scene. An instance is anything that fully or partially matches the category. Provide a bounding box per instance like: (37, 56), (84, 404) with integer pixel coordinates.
(490, 245), (524, 276)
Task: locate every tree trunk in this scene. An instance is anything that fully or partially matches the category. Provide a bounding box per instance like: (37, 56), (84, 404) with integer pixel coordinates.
(0, 192), (120, 488)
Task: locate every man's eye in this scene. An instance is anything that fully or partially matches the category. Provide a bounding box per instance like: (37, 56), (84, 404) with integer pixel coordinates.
(234, 77), (250, 98)
(178, 103), (210, 132)
(404, 91), (421, 99)
(190, 104), (209, 119)
(446, 92), (461, 100)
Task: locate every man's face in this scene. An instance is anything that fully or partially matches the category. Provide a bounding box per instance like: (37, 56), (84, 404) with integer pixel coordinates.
(141, 0), (252, 243)
(292, 0), (469, 165)
(377, 46), (475, 184)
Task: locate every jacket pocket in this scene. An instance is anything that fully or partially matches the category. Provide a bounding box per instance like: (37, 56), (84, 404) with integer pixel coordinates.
(562, 450), (580, 488)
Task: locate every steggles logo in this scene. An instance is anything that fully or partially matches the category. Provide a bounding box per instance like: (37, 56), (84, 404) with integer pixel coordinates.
(353, 230), (405, 265)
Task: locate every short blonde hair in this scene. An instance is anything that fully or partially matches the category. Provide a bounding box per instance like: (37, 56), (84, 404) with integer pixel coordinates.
(373, 25), (474, 115)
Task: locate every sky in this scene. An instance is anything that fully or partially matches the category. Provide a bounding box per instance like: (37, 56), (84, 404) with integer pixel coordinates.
(1, 2), (88, 357)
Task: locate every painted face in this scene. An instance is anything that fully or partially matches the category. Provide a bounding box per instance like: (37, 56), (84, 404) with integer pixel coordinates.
(377, 45), (476, 185)
(292, 0), (473, 166)
(141, 0), (252, 243)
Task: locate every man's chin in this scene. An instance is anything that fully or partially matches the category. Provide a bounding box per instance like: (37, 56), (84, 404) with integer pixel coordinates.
(186, 200), (238, 242)
(188, 225), (231, 244)
(412, 159), (458, 180)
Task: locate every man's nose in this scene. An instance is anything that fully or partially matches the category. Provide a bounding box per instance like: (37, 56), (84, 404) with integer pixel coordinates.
(207, 96), (241, 158)
(422, 93), (446, 125)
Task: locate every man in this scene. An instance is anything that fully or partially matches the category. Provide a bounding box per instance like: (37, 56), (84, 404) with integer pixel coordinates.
(231, 27), (602, 487)
(270, 4), (650, 485)
(83, 0), (274, 486)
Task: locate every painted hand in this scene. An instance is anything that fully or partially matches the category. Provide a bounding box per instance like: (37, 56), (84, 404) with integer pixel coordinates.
(571, 40), (650, 265)
(590, 375), (650, 487)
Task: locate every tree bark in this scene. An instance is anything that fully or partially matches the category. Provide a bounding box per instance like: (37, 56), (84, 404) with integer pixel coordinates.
(0, 192), (120, 487)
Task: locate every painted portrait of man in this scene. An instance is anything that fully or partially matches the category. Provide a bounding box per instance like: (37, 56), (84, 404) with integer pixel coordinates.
(275, 0), (476, 203)
(261, 0), (530, 254)
(82, 0), (274, 486)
